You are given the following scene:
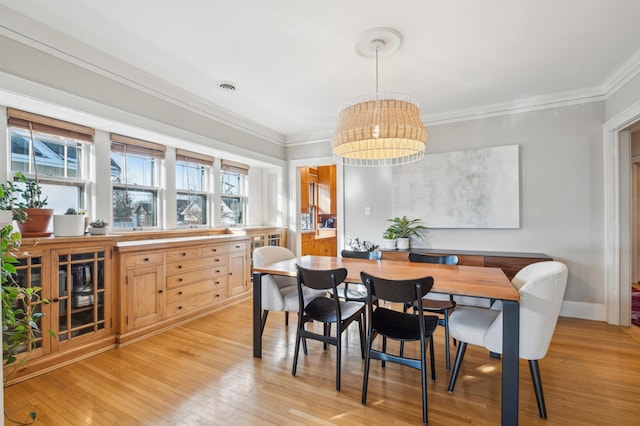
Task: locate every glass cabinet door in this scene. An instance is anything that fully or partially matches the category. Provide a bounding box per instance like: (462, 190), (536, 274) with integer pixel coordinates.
(55, 249), (108, 345)
(8, 252), (47, 359)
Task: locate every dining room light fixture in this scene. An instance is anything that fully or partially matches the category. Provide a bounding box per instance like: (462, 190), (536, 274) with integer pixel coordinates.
(331, 28), (428, 167)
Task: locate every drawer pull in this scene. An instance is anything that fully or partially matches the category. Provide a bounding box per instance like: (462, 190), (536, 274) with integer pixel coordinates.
(181, 252), (187, 256)
(158, 289), (163, 294)
(178, 265), (183, 269)
(215, 270), (220, 273)
(178, 306), (183, 310)
(178, 278), (183, 282)
(235, 245), (240, 249)
(178, 291), (183, 295)
(229, 272), (233, 276)
(53, 298), (59, 302)
(215, 281), (220, 284)
(215, 294), (220, 298)
(144, 257), (149, 262)
(215, 259), (220, 262)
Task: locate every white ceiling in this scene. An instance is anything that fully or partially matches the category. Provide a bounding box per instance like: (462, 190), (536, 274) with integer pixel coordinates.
(1, 0), (640, 145)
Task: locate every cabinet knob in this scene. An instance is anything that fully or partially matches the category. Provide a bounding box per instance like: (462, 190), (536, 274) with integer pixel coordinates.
(215, 294), (220, 298)
(53, 298), (59, 303)
(178, 291), (183, 295)
(215, 270), (220, 273)
(215, 281), (220, 284)
(178, 265), (183, 269)
(178, 278), (183, 282)
(181, 252), (187, 256)
(144, 258), (149, 262)
(229, 272), (233, 276)
(215, 259), (220, 262)
(178, 306), (183, 310)
(235, 245), (240, 249)
(158, 289), (163, 294)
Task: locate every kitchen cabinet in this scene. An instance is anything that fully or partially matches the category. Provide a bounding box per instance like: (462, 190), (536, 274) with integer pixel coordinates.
(317, 165), (336, 215)
(301, 232), (336, 257)
(116, 235), (251, 345)
(5, 236), (117, 385)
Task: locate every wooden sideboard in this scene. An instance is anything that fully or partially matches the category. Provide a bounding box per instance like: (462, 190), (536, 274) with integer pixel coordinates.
(381, 248), (552, 280)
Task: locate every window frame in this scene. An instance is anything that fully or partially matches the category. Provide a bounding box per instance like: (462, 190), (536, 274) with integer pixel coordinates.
(175, 159), (213, 228)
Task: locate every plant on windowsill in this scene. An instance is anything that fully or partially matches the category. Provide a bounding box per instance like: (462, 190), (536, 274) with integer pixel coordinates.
(88, 219), (109, 235)
(14, 173), (53, 238)
(387, 216), (427, 250)
(53, 208), (88, 237)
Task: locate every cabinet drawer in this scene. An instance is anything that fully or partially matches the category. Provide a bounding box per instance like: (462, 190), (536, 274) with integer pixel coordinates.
(166, 290), (227, 316)
(166, 256), (224, 275)
(166, 266), (228, 288)
(201, 244), (228, 256)
(228, 241), (248, 253)
(165, 247), (200, 262)
(126, 252), (163, 267)
(166, 279), (218, 303)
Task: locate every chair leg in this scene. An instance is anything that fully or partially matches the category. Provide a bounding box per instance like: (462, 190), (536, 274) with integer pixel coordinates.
(447, 341), (467, 392)
(444, 309), (451, 370)
(358, 313), (366, 359)
(382, 336), (387, 368)
(261, 310), (269, 335)
(285, 311), (289, 326)
(292, 320), (303, 377)
(429, 335), (436, 381)
(336, 328), (342, 391)
(362, 329), (373, 405)
(420, 328), (429, 424)
(529, 360), (548, 419)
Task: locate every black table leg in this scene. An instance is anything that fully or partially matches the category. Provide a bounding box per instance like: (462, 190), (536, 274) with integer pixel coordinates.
(502, 300), (519, 425)
(253, 272), (263, 358)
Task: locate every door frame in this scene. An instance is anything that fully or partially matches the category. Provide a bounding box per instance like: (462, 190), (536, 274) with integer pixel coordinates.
(604, 99), (640, 325)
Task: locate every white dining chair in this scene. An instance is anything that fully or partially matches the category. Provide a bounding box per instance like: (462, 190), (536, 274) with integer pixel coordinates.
(446, 261), (568, 419)
(253, 246), (325, 334)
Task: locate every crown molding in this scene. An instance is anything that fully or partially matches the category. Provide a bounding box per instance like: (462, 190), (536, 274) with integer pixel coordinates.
(0, 7), (285, 146)
(602, 45), (640, 98)
(424, 86), (606, 127)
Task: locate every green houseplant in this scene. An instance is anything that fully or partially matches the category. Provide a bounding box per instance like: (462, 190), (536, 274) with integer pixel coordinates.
(387, 216), (427, 250)
(88, 219), (109, 235)
(14, 174), (53, 237)
(381, 227), (397, 250)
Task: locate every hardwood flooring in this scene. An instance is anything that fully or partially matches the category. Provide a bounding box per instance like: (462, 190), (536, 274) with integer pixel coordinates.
(5, 299), (640, 425)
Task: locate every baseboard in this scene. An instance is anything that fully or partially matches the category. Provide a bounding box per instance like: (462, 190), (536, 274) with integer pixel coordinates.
(560, 301), (605, 321)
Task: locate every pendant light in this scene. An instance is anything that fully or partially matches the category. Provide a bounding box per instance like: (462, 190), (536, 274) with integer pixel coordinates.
(331, 28), (428, 166)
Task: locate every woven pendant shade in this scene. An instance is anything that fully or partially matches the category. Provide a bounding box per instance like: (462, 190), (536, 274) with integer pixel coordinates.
(332, 29), (428, 166)
(332, 94), (427, 166)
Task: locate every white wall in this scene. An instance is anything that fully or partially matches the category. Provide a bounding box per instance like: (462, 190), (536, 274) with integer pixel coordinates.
(314, 102), (606, 319)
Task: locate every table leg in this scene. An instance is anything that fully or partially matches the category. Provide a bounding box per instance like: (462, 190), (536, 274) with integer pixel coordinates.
(502, 300), (519, 425)
(253, 272), (263, 358)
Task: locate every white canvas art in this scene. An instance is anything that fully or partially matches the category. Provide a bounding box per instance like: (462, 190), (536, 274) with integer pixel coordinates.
(392, 145), (520, 228)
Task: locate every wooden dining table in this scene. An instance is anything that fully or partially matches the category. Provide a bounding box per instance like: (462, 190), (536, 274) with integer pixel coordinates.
(252, 255), (521, 425)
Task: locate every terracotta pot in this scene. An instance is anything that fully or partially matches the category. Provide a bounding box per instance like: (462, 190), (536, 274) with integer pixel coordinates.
(18, 208), (54, 237)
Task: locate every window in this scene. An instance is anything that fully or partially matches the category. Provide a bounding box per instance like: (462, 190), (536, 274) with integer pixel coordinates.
(110, 134), (165, 229)
(176, 149), (214, 227)
(8, 108), (93, 214)
(220, 159), (249, 226)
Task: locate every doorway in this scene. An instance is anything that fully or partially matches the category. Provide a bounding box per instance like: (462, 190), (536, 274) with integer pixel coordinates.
(631, 125), (640, 326)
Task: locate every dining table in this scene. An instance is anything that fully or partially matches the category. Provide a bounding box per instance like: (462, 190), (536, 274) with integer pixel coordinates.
(252, 255), (521, 426)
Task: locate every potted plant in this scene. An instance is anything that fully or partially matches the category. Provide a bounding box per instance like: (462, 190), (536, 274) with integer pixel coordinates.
(14, 174), (54, 237)
(1, 172), (29, 227)
(387, 216), (427, 250)
(53, 208), (87, 237)
(88, 219), (109, 235)
(381, 228), (397, 250)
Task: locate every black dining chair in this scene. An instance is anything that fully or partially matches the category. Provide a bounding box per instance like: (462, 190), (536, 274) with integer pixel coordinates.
(334, 250), (382, 302)
(360, 271), (439, 425)
(292, 265), (366, 391)
(402, 253), (459, 370)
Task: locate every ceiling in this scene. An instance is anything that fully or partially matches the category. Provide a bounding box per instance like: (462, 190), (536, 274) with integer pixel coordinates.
(1, 0), (640, 145)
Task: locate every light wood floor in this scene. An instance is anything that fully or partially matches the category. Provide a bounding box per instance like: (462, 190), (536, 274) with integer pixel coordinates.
(5, 300), (640, 425)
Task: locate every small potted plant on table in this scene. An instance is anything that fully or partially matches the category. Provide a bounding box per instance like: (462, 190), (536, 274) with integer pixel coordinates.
(381, 228), (397, 250)
(387, 216), (427, 250)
